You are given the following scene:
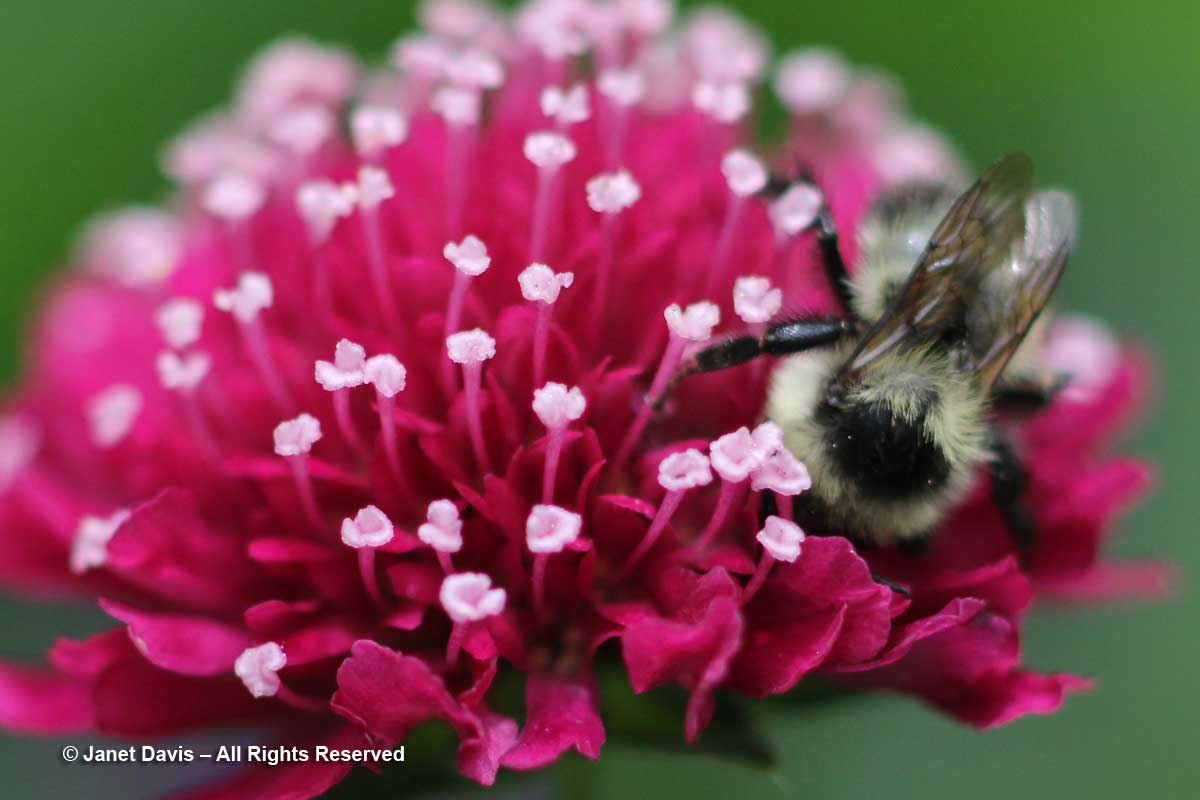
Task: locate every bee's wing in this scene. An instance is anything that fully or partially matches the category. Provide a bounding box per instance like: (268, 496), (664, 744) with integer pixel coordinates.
(835, 152), (1034, 384)
(968, 190), (1077, 391)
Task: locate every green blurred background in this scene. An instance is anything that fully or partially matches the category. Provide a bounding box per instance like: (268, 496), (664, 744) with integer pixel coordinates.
(1, 1), (1196, 797)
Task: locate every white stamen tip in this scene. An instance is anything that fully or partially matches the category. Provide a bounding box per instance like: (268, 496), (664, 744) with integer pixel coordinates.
(157, 350), (212, 392)
(446, 329), (496, 365)
(267, 103), (335, 156)
(418, 499), (464, 554)
(155, 298), (205, 349)
(364, 354), (407, 398)
(587, 170), (642, 214)
(352, 166), (395, 209)
(757, 515), (806, 563)
(296, 180), (356, 244)
(692, 80), (751, 123)
(0, 415), (40, 493)
(78, 208), (181, 287)
(524, 131), (578, 170)
(664, 301), (720, 341)
(391, 34), (452, 76)
(683, 8), (769, 83)
(351, 105), (409, 157)
(69, 509), (131, 574)
(431, 85), (482, 126)
(532, 382), (586, 429)
(1043, 314), (1121, 402)
(445, 47), (505, 90)
(597, 68), (646, 107)
(315, 339), (367, 391)
(540, 83), (591, 125)
(214, 271), (274, 324)
(439, 572), (506, 623)
(443, 234), (491, 276)
(202, 170), (266, 221)
(525, 504), (582, 554)
(750, 447), (812, 496)
(870, 125), (961, 187)
(770, 183), (823, 237)
(341, 505), (395, 549)
(775, 48), (851, 115)
(733, 275), (783, 324)
(273, 413), (322, 457)
(710, 426), (767, 483)
(722, 150), (768, 198)
(518, 262), (574, 304)
(658, 448), (714, 491)
(87, 385), (142, 447)
(234, 642), (287, 698)
(751, 421), (785, 456)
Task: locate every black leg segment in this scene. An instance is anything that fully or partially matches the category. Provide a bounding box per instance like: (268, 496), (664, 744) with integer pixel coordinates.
(989, 436), (1037, 553)
(653, 315), (854, 408)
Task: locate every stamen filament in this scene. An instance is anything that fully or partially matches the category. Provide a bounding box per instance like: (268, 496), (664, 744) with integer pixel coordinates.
(362, 208), (399, 326)
(614, 335), (686, 469)
(617, 489), (683, 578)
(461, 362), (492, 474)
(240, 318), (295, 414)
(285, 454), (324, 533)
(692, 480), (745, 551)
(332, 389), (366, 458)
(741, 550), (774, 605)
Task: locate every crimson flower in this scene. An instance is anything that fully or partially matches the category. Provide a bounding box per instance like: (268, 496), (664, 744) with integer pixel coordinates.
(0, 1), (1165, 797)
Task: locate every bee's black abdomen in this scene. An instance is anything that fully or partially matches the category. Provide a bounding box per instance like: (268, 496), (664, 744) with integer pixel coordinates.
(821, 400), (951, 500)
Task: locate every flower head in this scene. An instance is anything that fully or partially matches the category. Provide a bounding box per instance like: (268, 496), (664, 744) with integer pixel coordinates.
(0, 4), (1160, 796)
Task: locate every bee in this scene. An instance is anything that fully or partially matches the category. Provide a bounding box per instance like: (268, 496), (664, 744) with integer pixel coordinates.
(664, 153), (1076, 549)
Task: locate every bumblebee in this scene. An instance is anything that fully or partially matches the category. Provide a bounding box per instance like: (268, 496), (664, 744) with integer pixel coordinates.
(666, 153), (1075, 549)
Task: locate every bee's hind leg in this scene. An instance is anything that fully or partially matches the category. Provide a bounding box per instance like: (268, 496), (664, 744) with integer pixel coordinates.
(989, 436), (1037, 554)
